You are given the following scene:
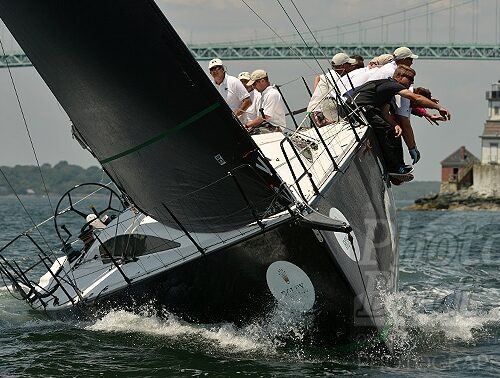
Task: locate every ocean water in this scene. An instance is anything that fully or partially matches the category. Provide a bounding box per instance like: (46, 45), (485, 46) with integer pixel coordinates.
(0, 196), (498, 377)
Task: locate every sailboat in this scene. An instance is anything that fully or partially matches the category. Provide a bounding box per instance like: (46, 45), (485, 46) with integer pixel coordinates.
(0, 1), (398, 348)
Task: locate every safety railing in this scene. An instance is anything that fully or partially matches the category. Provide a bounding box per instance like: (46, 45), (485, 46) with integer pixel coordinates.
(0, 233), (75, 308)
(275, 99), (368, 204)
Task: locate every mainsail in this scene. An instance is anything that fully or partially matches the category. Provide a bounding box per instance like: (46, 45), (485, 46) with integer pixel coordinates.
(0, 0), (290, 232)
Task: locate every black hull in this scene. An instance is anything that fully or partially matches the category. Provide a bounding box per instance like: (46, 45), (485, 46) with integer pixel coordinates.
(64, 132), (397, 348)
(98, 224), (361, 344)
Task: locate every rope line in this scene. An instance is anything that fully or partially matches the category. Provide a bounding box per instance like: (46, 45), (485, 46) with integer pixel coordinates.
(275, 0), (326, 73)
(274, 0), (376, 324)
(0, 36), (54, 214)
(289, 0), (330, 64)
(240, 0), (317, 75)
(0, 167), (53, 252)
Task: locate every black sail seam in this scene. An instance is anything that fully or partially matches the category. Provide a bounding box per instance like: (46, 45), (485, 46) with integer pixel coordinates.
(100, 102), (221, 164)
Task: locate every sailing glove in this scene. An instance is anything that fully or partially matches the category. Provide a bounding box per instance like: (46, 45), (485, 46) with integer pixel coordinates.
(409, 147), (420, 164)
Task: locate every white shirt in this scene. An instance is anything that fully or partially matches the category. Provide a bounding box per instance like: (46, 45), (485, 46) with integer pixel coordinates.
(242, 89), (261, 123)
(393, 88), (412, 118)
(338, 67), (372, 96)
(213, 74), (250, 112)
(307, 69), (341, 112)
(259, 85), (286, 130)
(368, 61), (397, 81)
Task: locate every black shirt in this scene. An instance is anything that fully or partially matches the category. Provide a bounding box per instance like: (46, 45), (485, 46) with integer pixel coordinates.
(351, 78), (406, 110)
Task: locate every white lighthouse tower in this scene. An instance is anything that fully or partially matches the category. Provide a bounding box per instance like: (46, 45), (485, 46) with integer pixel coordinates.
(480, 80), (500, 164)
(473, 80), (500, 196)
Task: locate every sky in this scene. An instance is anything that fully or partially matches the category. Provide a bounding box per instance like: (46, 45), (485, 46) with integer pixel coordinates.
(0, 0), (498, 181)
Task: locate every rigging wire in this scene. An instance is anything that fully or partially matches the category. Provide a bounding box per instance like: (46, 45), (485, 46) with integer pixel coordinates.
(275, 0), (376, 320)
(288, 0), (328, 63)
(275, 0), (326, 73)
(0, 36), (55, 215)
(240, 0), (318, 75)
(0, 167), (53, 252)
(285, 0), (353, 115)
(241, 0), (345, 128)
(277, 0), (353, 130)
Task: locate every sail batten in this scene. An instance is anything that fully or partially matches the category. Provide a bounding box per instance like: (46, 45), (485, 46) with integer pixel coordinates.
(0, 0), (289, 233)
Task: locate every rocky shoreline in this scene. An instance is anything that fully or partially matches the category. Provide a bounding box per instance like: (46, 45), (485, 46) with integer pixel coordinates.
(404, 189), (500, 211)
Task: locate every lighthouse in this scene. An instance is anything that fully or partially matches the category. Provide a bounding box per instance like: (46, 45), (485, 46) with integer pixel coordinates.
(480, 80), (500, 164)
(473, 80), (500, 195)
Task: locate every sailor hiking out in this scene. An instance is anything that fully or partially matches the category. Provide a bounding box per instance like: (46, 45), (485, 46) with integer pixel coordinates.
(348, 65), (451, 182)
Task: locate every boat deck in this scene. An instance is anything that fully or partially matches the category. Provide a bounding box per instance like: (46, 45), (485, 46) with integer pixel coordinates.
(253, 120), (367, 201)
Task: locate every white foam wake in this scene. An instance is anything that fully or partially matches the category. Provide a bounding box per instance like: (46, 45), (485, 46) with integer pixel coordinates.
(86, 309), (276, 354)
(383, 290), (499, 354)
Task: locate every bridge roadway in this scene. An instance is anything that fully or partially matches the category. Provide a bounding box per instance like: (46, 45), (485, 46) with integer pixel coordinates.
(1, 43), (499, 68)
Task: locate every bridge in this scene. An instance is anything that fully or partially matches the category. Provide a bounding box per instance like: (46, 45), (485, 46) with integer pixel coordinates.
(0, 0), (499, 67)
(1, 43), (498, 69)
(188, 43), (499, 61)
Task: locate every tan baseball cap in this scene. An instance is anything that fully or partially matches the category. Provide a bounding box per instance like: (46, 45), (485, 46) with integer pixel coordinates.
(393, 47), (418, 60)
(376, 53), (394, 65)
(246, 69), (268, 86)
(331, 52), (356, 66)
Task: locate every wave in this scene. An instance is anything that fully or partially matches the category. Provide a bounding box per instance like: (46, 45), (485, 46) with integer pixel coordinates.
(82, 288), (500, 362)
(1, 283), (498, 363)
(383, 290), (499, 358)
(86, 307), (278, 355)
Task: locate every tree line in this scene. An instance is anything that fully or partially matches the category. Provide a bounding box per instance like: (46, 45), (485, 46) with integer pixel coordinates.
(0, 160), (439, 200)
(0, 161), (110, 195)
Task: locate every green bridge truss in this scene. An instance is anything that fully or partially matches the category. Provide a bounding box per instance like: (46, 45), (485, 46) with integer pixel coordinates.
(1, 43), (499, 68)
(190, 43), (500, 61)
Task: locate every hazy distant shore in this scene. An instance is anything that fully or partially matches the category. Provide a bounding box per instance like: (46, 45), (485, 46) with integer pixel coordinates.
(1, 162), (440, 201)
(0, 161), (107, 196)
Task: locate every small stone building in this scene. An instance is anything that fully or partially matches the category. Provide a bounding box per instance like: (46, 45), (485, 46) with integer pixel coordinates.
(440, 146), (479, 193)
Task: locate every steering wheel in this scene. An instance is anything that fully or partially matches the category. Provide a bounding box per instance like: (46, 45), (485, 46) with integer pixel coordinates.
(54, 183), (127, 245)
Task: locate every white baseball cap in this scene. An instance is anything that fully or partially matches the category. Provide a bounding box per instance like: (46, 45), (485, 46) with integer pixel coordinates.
(208, 58), (224, 69)
(238, 71), (251, 81)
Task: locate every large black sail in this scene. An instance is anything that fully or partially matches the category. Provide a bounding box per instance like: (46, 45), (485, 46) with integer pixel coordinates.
(0, 1), (289, 232)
